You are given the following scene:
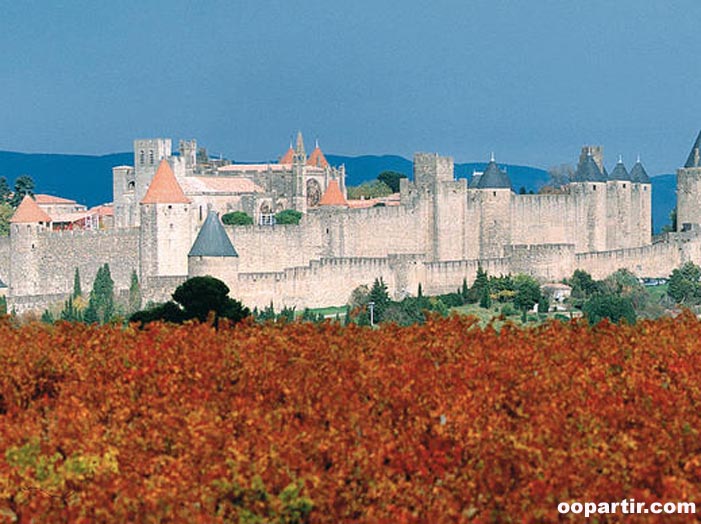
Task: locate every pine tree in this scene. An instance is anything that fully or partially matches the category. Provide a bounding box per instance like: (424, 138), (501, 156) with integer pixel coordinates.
(368, 277), (390, 323)
(461, 278), (469, 303)
(479, 287), (492, 309)
(87, 263), (115, 324)
(469, 266), (490, 303)
(128, 270), (141, 313)
(73, 268), (82, 299)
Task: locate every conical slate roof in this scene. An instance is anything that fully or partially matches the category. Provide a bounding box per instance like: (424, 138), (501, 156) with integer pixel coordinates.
(475, 160), (512, 189)
(188, 211), (238, 257)
(141, 159), (190, 204)
(573, 155), (606, 182)
(10, 195), (52, 223)
(685, 130), (701, 168)
(609, 160), (630, 181)
(319, 179), (348, 206)
(630, 160), (651, 183)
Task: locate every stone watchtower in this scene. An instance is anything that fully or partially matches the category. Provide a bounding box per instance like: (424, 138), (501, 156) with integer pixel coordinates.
(139, 159), (193, 282)
(570, 150), (608, 252)
(188, 210), (240, 294)
(8, 196), (52, 297)
(677, 131), (701, 231)
(470, 155), (513, 259)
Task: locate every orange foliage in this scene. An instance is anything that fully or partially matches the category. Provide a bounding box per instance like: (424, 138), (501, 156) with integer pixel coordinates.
(0, 314), (701, 522)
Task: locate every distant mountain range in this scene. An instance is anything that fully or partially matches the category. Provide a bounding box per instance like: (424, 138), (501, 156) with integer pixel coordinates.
(0, 150), (676, 233)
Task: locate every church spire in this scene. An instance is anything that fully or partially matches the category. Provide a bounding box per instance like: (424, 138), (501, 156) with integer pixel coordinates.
(294, 131), (306, 164)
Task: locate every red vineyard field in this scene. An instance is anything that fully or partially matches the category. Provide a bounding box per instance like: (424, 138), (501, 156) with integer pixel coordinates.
(1, 314), (701, 522)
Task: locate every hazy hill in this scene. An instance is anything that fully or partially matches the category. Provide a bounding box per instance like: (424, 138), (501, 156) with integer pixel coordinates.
(0, 150), (676, 233)
(0, 150), (131, 207)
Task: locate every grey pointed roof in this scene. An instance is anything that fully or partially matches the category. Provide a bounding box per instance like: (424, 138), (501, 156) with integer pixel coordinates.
(573, 155), (606, 182)
(188, 211), (238, 257)
(475, 160), (512, 189)
(609, 160), (630, 181)
(630, 161), (650, 184)
(685, 130), (701, 168)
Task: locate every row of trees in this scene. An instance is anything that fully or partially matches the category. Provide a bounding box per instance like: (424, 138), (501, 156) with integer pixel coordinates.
(346, 171), (407, 200)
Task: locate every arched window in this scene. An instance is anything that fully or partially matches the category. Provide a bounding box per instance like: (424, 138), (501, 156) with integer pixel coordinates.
(149, 150), (155, 165)
(307, 179), (322, 207)
(139, 150), (145, 165)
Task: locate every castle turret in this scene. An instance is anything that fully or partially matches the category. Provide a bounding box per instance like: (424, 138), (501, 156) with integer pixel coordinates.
(139, 159), (192, 281)
(188, 210), (240, 294)
(473, 156), (513, 258)
(630, 157), (652, 245)
(606, 157), (633, 249)
(318, 179), (348, 208)
(9, 196), (52, 297)
(571, 149), (607, 252)
(307, 140), (330, 168)
(677, 131), (701, 231)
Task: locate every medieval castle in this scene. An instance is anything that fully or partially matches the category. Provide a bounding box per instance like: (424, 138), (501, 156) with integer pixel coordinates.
(3, 130), (701, 314)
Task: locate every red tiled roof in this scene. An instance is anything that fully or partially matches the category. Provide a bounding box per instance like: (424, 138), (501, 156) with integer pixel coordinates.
(279, 147), (295, 164)
(35, 193), (77, 205)
(318, 179), (348, 207)
(141, 159), (190, 204)
(307, 146), (329, 168)
(10, 195), (52, 223)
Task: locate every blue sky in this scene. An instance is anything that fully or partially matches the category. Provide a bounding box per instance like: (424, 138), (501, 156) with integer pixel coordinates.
(2, 0), (700, 174)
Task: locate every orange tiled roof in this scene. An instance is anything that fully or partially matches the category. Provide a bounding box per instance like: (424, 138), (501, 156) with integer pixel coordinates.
(89, 204), (114, 216)
(279, 147), (294, 164)
(10, 195), (52, 223)
(35, 193), (77, 205)
(141, 159), (190, 204)
(318, 179), (348, 207)
(307, 146), (329, 168)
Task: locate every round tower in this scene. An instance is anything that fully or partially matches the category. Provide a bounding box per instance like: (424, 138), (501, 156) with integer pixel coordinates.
(473, 156), (513, 259)
(677, 131), (701, 232)
(9, 196), (52, 297)
(188, 210), (240, 295)
(570, 149), (608, 252)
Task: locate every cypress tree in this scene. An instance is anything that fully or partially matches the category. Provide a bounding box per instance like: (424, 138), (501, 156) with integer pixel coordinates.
(73, 268), (82, 299)
(128, 270), (141, 313)
(87, 263), (115, 324)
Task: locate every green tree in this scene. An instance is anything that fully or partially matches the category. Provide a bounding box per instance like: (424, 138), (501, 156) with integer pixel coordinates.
(11, 175), (35, 207)
(468, 266), (489, 303)
(130, 276), (250, 327)
(0, 177), (11, 204)
(567, 269), (604, 303)
(479, 286), (492, 309)
(59, 296), (83, 322)
(377, 171), (407, 193)
(346, 180), (393, 200)
(274, 209), (303, 225)
(221, 211), (254, 225)
(514, 274), (541, 313)
(583, 294), (636, 325)
(368, 277), (390, 323)
(0, 203), (14, 236)
(661, 208), (678, 233)
(668, 261), (701, 305)
(73, 268), (82, 299)
(128, 270), (141, 313)
(86, 264), (115, 324)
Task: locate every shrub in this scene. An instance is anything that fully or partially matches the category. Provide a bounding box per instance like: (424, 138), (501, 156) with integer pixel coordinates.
(221, 211), (253, 226)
